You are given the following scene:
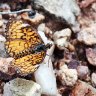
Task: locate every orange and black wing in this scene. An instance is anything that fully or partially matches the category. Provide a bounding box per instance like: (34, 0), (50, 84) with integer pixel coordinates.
(12, 51), (46, 75)
(5, 19), (47, 75)
(5, 19), (44, 57)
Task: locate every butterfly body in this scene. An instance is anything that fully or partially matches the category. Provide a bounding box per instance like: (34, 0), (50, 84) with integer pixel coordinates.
(5, 19), (49, 75)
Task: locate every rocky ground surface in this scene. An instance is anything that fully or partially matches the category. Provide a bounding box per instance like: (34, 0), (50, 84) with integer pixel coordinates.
(0, 0), (96, 96)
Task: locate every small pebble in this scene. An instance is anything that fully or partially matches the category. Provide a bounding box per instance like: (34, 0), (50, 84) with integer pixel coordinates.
(68, 60), (80, 69)
(91, 73), (96, 87)
(0, 35), (6, 57)
(0, 20), (3, 27)
(0, 35), (6, 42)
(38, 23), (45, 32)
(3, 78), (42, 96)
(78, 23), (96, 45)
(53, 28), (72, 50)
(57, 64), (78, 86)
(0, 57), (13, 73)
(92, 3), (96, 11)
(86, 48), (96, 66)
(71, 80), (96, 96)
(77, 65), (90, 80)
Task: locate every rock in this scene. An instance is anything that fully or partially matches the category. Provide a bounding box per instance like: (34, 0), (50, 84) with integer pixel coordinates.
(0, 15), (2, 20)
(53, 28), (72, 50)
(77, 66), (90, 81)
(3, 78), (42, 96)
(0, 35), (6, 51)
(0, 80), (4, 95)
(0, 3), (10, 11)
(0, 20), (3, 27)
(0, 3), (11, 19)
(0, 35), (6, 42)
(38, 23), (45, 32)
(0, 35), (7, 57)
(38, 31), (49, 45)
(72, 22), (80, 33)
(34, 44), (57, 96)
(67, 43), (75, 51)
(57, 64), (78, 86)
(77, 23), (96, 45)
(92, 3), (96, 11)
(86, 48), (96, 66)
(0, 57), (13, 73)
(71, 80), (96, 96)
(0, 57), (15, 81)
(35, 64), (57, 96)
(0, 49), (7, 58)
(91, 73), (96, 87)
(38, 24), (53, 40)
(53, 28), (71, 40)
(79, 0), (96, 8)
(22, 12), (45, 26)
(34, 0), (80, 25)
(55, 38), (68, 50)
(68, 60), (80, 69)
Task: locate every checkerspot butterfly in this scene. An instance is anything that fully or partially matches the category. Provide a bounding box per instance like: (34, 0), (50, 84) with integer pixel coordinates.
(5, 18), (50, 75)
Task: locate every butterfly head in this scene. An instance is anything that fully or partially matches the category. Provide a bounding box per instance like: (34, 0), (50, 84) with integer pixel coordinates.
(34, 43), (52, 52)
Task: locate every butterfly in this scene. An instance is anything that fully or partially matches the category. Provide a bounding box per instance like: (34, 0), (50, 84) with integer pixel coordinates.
(5, 18), (50, 75)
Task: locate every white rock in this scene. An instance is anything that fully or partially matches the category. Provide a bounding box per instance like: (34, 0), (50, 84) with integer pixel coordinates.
(0, 3), (10, 10)
(53, 28), (71, 40)
(38, 31), (49, 45)
(77, 23), (96, 45)
(34, 45), (57, 96)
(35, 64), (57, 96)
(3, 78), (42, 96)
(91, 73), (96, 87)
(0, 14), (2, 19)
(72, 22), (80, 33)
(60, 64), (68, 70)
(0, 57), (13, 73)
(34, 0), (80, 25)
(0, 35), (7, 57)
(53, 28), (72, 50)
(0, 35), (6, 42)
(57, 64), (78, 86)
(92, 3), (96, 12)
(38, 23), (45, 32)
(0, 48), (7, 57)
(55, 38), (68, 50)
(0, 35), (6, 51)
(0, 42), (6, 51)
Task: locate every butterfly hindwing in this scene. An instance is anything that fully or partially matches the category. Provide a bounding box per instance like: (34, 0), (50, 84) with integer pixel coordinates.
(12, 51), (45, 75)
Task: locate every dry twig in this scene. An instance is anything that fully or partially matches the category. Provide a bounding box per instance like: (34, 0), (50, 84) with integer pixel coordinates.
(0, 9), (32, 14)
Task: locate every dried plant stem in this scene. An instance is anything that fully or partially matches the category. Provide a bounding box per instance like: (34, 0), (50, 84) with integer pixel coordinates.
(0, 9), (32, 15)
